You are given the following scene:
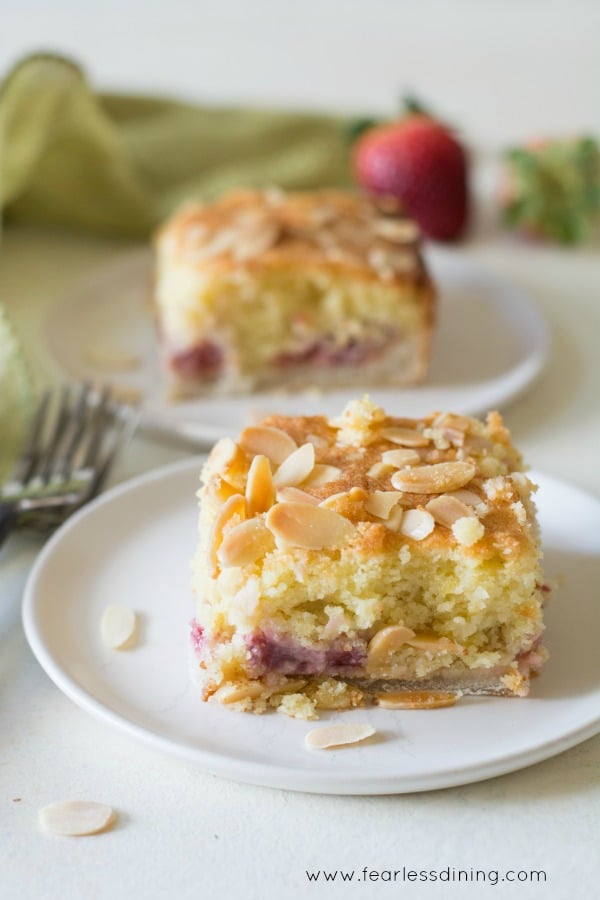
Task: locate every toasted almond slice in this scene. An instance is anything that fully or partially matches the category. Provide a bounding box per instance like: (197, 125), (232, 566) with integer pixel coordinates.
(381, 449), (421, 468)
(212, 681), (265, 704)
(245, 454), (274, 516)
(239, 426), (297, 466)
(207, 437), (239, 471)
(301, 464), (342, 488)
(305, 723), (376, 750)
(448, 488), (483, 507)
(367, 461), (393, 479)
(233, 220), (280, 261)
(100, 605), (136, 650)
(406, 633), (464, 655)
(376, 691), (459, 710)
(218, 517), (276, 567)
(273, 443), (315, 488)
(365, 491), (403, 520)
(399, 509), (435, 540)
(380, 426), (430, 448)
(384, 505), (404, 532)
(39, 801), (114, 836)
(367, 625), (416, 669)
(391, 460), (477, 494)
(266, 502), (354, 550)
(426, 494), (475, 528)
(372, 217), (420, 242)
(208, 493), (246, 576)
(318, 491), (350, 510)
(276, 486), (319, 505)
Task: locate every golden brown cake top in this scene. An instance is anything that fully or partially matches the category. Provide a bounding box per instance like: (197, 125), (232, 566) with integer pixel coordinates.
(201, 398), (540, 565)
(156, 188), (427, 284)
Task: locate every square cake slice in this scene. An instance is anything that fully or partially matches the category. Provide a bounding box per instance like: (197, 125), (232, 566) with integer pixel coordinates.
(154, 189), (435, 397)
(191, 398), (548, 718)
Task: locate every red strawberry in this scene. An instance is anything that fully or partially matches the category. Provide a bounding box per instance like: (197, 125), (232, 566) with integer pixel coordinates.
(353, 114), (470, 241)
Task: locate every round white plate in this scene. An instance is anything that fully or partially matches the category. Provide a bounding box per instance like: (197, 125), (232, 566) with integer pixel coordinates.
(46, 248), (549, 445)
(23, 459), (600, 795)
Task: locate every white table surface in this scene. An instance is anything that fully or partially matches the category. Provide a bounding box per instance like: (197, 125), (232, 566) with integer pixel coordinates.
(2, 3), (600, 898)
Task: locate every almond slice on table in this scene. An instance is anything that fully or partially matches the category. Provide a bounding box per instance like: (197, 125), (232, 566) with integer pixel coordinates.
(218, 517), (276, 567)
(380, 427), (430, 448)
(238, 426), (297, 466)
(266, 502), (354, 550)
(100, 605), (136, 650)
(245, 454), (275, 515)
(376, 691), (459, 710)
(39, 801), (115, 836)
(391, 460), (477, 494)
(305, 723), (376, 750)
(273, 443), (315, 488)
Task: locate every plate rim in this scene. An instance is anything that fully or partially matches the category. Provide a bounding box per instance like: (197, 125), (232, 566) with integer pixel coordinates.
(22, 458), (600, 796)
(45, 246), (551, 444)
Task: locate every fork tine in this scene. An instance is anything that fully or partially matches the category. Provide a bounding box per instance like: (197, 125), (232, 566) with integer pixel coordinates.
(88, 403), (140, 498)
(77, 386), (112, 471)
(36, 386), (73, 482)
(53, 382), (94, 479)
(11, 390), (52, 484)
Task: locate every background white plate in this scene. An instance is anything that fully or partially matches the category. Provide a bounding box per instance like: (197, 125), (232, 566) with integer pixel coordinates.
(46, 248), (549, 445)
(23, 459), (600, 795)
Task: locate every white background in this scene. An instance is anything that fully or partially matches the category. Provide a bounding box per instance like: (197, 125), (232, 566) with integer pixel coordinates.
(2, 2), (600, 899)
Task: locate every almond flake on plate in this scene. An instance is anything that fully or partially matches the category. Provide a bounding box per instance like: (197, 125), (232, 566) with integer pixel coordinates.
(100, 604), (137, 649)
(39, 800), (115, 836)
(305, 723), (376, 750)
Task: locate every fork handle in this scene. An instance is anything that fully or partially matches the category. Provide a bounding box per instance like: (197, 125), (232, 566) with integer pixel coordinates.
(0, 502), (17, 551)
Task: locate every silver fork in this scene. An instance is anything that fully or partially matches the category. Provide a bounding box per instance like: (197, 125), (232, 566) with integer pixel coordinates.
(0, 383), (138, 549)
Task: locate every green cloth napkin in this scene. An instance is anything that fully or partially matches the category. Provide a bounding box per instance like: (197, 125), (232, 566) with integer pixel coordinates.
(0, 52), (358, 477)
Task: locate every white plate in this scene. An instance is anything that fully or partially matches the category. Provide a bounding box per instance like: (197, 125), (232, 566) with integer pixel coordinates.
(46, 248), (549, 445)
(23, 459), (600, 795)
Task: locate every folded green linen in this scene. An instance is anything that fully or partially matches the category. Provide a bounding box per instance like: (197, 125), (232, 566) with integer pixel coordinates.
(0, 52), (358, 477)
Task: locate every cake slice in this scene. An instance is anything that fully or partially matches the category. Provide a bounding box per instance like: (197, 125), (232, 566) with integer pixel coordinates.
(191, 398), (548, 718)
(154, 189), (435, 397)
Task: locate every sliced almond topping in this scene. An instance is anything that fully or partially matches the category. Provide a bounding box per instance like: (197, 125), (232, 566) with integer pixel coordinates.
(212, 681), (264, 704)
(266, 502), (355, 550)
(245, 454), (274, 516)
(433, 412), (472, 433)
(426, 494), (475, 528)
(381, 448), (421, 468)
(367, 461), (393, 479)
(100, 605), (137, 650)
(380, 427), (430, 448)
(302, 464), (342, 488)
(208, 493), (246, 577)
(367, 625), (417, 669)
(318, 491), (350, 510)
(391, 460), (477, 494)
(273, 443), (315, 488)
(305, 723), (375, 750)
(399, 509), (435, 541)
(372, 217), (420, 242)
(218, 517), (276, 568)
(407, 633), (464, 655)
(233, 220), (280, 261)
(376, 691), (459, 710)
(365, 491), (403, 520)
(276, 486), (319, 505)
(39, 801), (115, 836)
(239, 426), (297, 466)
(448, 488), (483, 507)
(207, 437), (238, 471)
(385, 505), (405, 531)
